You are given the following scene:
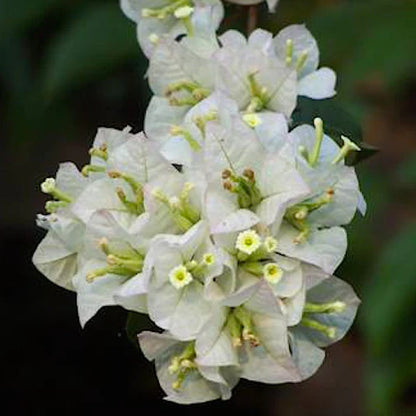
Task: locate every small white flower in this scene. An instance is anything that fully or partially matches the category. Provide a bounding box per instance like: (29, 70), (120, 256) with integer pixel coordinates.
(202, 253), (215, 266)
(263, 262), (283, 284)
(169, 265), (193, 289)
(243, 113), (262, 128)
(236, 230), (261, 255)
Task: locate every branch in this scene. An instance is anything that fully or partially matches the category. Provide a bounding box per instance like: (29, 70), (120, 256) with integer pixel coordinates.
(247, 5), (258, 35)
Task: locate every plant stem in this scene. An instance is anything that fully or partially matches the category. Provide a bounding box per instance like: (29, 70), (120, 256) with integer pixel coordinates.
(247, 5), (258, 35)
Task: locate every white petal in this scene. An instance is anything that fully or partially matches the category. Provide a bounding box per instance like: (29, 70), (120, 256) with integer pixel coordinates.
(144, 96), (188, 142)
(138, 330), (178, 361)
(276, 223), (347, 274)
(273, 24), (319, 78)
(32, 230), (77, 291)
(254, 111), (289, 153)
(301, 276), (360, 347)
(298, 67), (337, 99)
(289, 329), (325, 380)
(148, 38), (215, 95)
(55, 162), (87, 197)
(218, 30), (246, 49)
(73, 259), (127, 327)
(114, 272), (148, 313)
(108, 133), (176, 184)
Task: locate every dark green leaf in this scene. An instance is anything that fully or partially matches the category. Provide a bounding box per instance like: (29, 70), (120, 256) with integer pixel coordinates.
(397, 153), (416, 186)
(0, 0), (70, 40)
(346, 142), (379, 166)
(292, 97), (379, 165)
(362, 221), (416, 414)
(362, 221), (416, 354)
(42, 3), (141, 98)
(125, 311), (148, 347)
(292, 97), (363, 141)
(308, 1), (416, 96)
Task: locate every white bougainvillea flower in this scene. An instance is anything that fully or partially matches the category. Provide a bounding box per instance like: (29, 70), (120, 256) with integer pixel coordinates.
(273, 24), (336, 99)
(199, 283), (302, 384)
(145, 91), (239, 166)
(72, 210), (150, 326)
(72, 132), (183, 235)
(225, 0), (279, 12)
(138, 330), (239, 403)
(148, 36), (216, 106)
(274, 222), (347, 275)
(33, 162), (88, 290)
(243, 110), (290, 154)
(144, 163), (207, 234)
(209, 229), (306, 327)
(81, 126), (135, 177)
(120, 0), (224, 57)
(289, 275), (360, 378)
(146, 221), (223, 340)
(214, 29), (297, 118)
(288, 121), (366, 225)
(33, 0), (366, 400)
(202, 117), (309, 233)
(298, 275), (360, 346)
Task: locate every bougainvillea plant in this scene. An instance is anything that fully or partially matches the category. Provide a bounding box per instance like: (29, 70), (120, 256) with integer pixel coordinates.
(33, 0), (370, 404)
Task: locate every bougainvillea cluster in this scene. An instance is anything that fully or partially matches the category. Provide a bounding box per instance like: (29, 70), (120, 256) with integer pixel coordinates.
(33, 0), (364, 404)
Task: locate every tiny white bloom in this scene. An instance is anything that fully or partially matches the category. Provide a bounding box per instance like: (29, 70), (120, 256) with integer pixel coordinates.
(202, 253), (215, 266)
(236, 230), (261, 255)
(263, 263), (283, 284)
(243, 113), (262, 128)
(169, 265), (193, 289)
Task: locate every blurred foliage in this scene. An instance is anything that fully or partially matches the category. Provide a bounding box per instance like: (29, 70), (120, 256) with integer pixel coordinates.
(362, 222), (416, 415)
(43, 3), (139, 98)
(1, 0), (416, 414)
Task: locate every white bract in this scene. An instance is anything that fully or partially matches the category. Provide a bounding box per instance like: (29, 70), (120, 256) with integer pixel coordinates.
(33, 0), (366, 405)
(273, 25), (337, 99)
(120, 0), (224, 57)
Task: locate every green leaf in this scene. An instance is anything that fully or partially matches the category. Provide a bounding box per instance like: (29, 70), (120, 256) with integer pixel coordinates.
(125, 311), (149, 347)
(362, 221), (416, 353)
(42, 3), (141, 98)
(362, 221), (416, 414)
(347, 142), (379, 166)
(308, 1), (416, 96)
(292, 97), (363, 141)
(292, 97), (377, 165)
(397, 153), (416, 186)
(0, 0), (69, 40)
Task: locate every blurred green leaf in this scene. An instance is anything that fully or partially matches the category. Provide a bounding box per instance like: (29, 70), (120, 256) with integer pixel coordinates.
(125, 311), (148, 347)
(292, 97), (377, 165)
(348, 142), (379, 166)
(292, 97), (362, 140)
(398, 153), (416, 186)
(363, 221), (416, 353)
(342, 2), (416, 92)
(366, 334), (416, 416)
(308, 1), (416, 96)
(0, 0), (66, 40)
(42, 3), (140, 98)
(362, 222), (416, 413)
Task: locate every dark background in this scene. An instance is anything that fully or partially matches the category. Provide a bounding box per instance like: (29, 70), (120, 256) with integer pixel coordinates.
(1, 0), (416, 414)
